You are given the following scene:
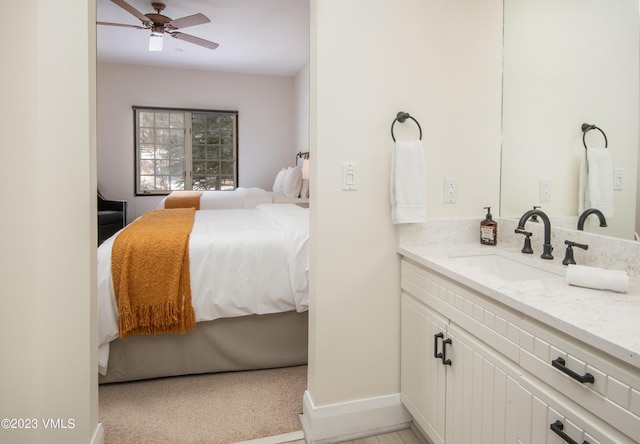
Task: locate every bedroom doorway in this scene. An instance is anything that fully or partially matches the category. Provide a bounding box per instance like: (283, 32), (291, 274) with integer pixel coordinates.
(95, 0), (311, 441)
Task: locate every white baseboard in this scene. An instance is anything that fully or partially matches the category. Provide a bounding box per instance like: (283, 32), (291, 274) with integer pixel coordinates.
(90, 422), (104, 444)
(234, 430), (305, 444)
(299, 390), (411, 443)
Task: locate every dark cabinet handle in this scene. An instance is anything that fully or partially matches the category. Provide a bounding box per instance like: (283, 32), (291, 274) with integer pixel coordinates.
(433, 333), (452, 365)
(434, 333), (444, 360)
(551, 357), (595, 384)
(442, 338), (452, 365)
(550, 420), (590, 444)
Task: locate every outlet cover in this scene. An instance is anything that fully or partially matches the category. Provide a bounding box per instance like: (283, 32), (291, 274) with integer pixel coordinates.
(444, 178), (458, 204)
(540, 179), (552, 203)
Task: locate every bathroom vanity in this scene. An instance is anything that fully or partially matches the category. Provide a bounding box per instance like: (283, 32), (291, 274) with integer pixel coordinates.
(398, 242), (640, 444)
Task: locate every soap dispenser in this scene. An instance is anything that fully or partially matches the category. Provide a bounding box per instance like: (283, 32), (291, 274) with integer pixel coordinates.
(480, 206), (498, 246)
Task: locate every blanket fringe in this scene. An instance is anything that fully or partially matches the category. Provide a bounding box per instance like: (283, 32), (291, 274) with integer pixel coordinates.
(119, 298), (196, 338)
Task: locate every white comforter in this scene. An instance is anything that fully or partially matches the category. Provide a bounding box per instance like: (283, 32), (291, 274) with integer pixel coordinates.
(157, 187), (306, 210)
(97, 204), (309, 374)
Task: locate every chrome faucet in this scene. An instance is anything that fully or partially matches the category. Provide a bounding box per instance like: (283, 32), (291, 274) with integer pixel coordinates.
(516, 209), (553, 259)
(577, 208), (607, 231)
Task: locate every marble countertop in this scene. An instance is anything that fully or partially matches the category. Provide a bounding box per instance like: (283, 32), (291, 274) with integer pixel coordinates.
(398, 242), (640, 371)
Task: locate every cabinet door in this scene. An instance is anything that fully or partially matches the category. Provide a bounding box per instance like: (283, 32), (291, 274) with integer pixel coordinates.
(445, 323), (522, 444)
(401, 293), (448, 444)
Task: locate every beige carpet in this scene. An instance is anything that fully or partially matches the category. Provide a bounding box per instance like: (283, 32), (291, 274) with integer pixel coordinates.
(99, 365), (307, 444)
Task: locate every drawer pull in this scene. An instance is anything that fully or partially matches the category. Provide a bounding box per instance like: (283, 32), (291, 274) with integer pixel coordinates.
(551, 357), (595, 384)
(550, 420), (590, 444)
(442, 338), (452, 365)
(434, 333), (444, 360)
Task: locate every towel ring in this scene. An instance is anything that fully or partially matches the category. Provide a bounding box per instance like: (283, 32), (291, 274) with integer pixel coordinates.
(391, 112), (422, 142)
(581, 123), (608, 149)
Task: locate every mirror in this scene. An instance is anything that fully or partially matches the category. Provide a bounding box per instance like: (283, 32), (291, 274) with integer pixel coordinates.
(500, 0), (640, 240)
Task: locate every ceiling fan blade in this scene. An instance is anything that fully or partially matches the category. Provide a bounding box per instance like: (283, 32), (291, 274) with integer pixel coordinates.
(111, 0), (151, 24)
(97, 21), (147, 30)
(169, 32), (219, 50)
(168, 13), (210, 30)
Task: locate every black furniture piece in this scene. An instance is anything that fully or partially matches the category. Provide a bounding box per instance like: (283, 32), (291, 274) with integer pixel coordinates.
(98, 191), (127, 245)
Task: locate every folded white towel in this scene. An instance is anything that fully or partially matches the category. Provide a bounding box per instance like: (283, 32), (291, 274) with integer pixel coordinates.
(390, 140), (427, 224)
(566, 264), (628, 292)
(578, 148), (614, 217)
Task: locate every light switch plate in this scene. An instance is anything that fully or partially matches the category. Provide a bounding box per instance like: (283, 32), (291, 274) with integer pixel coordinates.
(614, 168), (623, 190)
(342, 162), (357, 190)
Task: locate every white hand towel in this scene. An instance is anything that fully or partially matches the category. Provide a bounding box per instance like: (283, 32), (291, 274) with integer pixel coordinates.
(566, 264), (629, 293)
(390, 140), (427, 224)
(578, 153), (588, 215)
(578, 148), (614, 217)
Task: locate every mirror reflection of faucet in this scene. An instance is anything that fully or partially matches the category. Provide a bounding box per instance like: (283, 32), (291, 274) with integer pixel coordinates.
(530, 206), (541, 222)
(577, 208), (607, 230)
(562, 240), (589, 265)
(516, 208), (553, 259)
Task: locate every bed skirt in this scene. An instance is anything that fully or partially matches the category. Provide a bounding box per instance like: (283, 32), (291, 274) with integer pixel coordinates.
(99, 310), (308, 384)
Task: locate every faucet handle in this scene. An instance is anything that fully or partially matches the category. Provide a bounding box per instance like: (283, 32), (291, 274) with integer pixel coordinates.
(565, 240), (589, 250)
(515, 228), (534, 254)
(562, 240), (589, 265)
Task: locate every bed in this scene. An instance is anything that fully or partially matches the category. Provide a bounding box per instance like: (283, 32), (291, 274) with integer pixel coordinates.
(156, 166), (310, 210)
(97, 203), (309, 384)
(157, 187), (308, 210)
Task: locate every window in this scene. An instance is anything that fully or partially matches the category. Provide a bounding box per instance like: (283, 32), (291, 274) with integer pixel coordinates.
(134, 107), (238, 195)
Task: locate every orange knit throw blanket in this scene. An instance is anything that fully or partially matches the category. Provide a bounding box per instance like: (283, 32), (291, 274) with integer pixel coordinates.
(111, 208), (197, 339)
(164, 191), (204, 210)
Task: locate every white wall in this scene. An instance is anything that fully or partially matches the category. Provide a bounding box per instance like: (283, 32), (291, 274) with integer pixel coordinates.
(97, 63), (298, 220)
(0, 1), (100, 443)
(306, 0), (502, 424)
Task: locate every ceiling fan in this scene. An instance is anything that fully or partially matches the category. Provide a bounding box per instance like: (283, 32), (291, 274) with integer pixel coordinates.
(98, 0), (219, 52)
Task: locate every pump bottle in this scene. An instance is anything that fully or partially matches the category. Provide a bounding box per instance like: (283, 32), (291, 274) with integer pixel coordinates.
(480, 206), (498, 246)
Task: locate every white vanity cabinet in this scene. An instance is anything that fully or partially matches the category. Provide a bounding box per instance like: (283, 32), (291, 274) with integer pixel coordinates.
(401, 259), (523, 443)
(400, 257), (639, 444)
(401, 293), (447, 444)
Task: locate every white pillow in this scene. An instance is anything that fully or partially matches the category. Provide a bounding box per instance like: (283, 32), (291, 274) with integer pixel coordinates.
(299, 179), (309, 198)
(282, 166), (303, 198)
(272, 168), (287, 193)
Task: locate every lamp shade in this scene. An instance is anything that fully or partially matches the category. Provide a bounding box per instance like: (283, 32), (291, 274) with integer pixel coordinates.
(149, 34), (164, 51)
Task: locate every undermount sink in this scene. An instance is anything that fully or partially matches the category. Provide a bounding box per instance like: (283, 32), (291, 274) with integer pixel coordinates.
(448, 253), (562, 282)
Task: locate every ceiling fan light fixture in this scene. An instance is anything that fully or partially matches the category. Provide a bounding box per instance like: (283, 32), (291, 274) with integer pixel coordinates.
(150, 24), (165, 36)
(101, 0), (219, 52)
(149, 34), (164, 51)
